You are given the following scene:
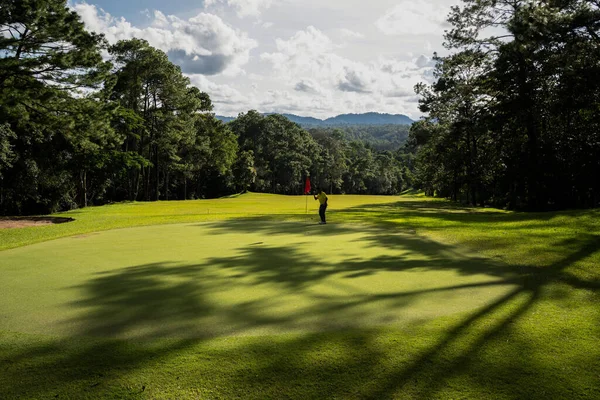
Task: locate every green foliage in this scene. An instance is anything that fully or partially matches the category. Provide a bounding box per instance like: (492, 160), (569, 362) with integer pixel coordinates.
(230, 112), (317, 194)
(413, 0), (600, 210)
(228, 113), (411, 196)
(0, 123), (16, 177)
(309, 124), (410, 151)
(107, 38), (216, 202)
(232, 150), (256, 192)
(0, 0), (111, 214)
(310, 129), (348, 193)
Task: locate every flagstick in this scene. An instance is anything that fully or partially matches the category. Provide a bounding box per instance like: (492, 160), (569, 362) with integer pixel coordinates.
(305, 194), (308, 214)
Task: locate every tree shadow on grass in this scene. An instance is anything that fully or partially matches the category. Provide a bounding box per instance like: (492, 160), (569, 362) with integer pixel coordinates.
(194, 218), (543, 281)
(336, 200), (600, 226)
(195, 228), (599, 399)
(1, 217), (599, 398)
(338, 199), (600, 228)
(361, 234), (600, 399)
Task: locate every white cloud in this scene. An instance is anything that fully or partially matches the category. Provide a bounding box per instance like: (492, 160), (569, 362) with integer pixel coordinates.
(151, 10), (169, 28)
(294, 79), (324, 95)
(205, 0), (273, 18)
(258, 26), (436, 119)
(376, 1), (451, 36)
(187, 74), (248, 105)
(337, 66), (373, 93)
(415, 55), (431, 68)
(72, 1), (456, 119)
(73, 2), (257, 76)
(338, 28), (364, 40)
(264, 26), (335, 59)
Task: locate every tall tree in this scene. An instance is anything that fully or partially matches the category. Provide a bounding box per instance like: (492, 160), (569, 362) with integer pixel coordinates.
(310, 128), (348, 194)
(413, 0), (600, 209)
(108, 39), (216, 201)
(0, 0), (111, 214)
(230, 112), (318, 194)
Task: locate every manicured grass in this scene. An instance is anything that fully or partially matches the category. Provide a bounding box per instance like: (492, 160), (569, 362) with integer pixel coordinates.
(0, 193), (404, 251)
(0, 193), (598, 399)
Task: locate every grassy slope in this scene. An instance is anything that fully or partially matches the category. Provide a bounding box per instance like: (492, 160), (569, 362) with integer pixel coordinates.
(1, 193), (599, 399)
(0, 193), (401, 251)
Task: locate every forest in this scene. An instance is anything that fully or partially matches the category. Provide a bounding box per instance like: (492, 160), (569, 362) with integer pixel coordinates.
(1, 0), (599, 214)
(411, 0), (600, 210)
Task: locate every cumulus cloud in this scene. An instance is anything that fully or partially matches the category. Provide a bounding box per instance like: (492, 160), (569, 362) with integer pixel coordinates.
(338, 28), (364, 40)
(73, 3), (257, 76)
(415, 54), (435, 68)
(73, 1), (446, 119)
(385, 88), (414, 98)
(294, 79), (323, 94)
(187, 74), (248, 105)
(205, 0), (273, 18)
(376, 1), (450, 36)
(263, 26), (334, 59)
(261, 26), (347, 85)
(258, 26), (436, 118)
(337, 67), (372, 93)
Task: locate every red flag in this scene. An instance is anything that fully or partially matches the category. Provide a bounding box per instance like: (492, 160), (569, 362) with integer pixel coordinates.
(304, 177), (311, 194)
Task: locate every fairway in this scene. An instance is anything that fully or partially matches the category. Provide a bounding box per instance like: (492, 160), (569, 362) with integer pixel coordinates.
(1, 194), (598, 399)
(0, 221), (517, 339)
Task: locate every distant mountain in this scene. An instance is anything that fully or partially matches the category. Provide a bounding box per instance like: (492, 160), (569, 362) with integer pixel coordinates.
(215, 116), (236, 123)
(215, 112), (414, 126)
(324, 112), (414, 126)
(280, 114), (325, 126)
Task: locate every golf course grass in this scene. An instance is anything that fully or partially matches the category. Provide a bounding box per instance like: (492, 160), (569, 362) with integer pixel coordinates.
(1, 193), (599, 399)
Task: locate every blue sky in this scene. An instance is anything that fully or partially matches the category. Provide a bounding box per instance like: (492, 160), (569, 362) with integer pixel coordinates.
(83, 0), (205, 23)
(72, 0), (458, 118)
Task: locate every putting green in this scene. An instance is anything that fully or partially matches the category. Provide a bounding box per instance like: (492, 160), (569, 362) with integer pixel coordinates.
(0, 220), (519, 339)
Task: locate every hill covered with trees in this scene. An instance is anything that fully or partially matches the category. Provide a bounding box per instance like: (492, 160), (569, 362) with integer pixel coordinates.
(217, 112), (414, 127)
(219, 115), (413, 151)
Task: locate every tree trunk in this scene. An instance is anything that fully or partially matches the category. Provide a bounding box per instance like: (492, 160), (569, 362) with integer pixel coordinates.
(0, 177), (4, 214)
(145, 165), (151, 201)
(14, 28), (29, 61)
(165, 169), (169, 201)
(80, 169), (88, 208)
(133, 170), (141, 201)
(83, 170), (87, 208)
(516, 50), (540, 210)
(154, 145), (159, 201)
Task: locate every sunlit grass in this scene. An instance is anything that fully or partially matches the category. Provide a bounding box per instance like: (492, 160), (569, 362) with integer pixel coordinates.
(0, 193), (406, 251)
(0, 193), (598, 399)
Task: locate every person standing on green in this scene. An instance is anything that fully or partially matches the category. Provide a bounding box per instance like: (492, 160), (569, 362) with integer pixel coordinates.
(314, 189), (328, 225)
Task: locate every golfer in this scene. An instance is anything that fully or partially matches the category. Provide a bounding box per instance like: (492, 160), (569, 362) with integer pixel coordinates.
(314, 189), (328, 224)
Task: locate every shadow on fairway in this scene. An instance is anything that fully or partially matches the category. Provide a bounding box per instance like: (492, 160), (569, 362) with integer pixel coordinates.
(57, 221), (525, 338)
(1, 209), (599, 398)
(191, 220), (529, 289)
(339, 199), (600, 229)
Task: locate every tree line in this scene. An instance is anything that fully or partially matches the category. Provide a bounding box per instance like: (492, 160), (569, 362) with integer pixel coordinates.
(0, 0), (412, 215)
(409, 0), (600, 210)
(314, 125), (410, 152)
